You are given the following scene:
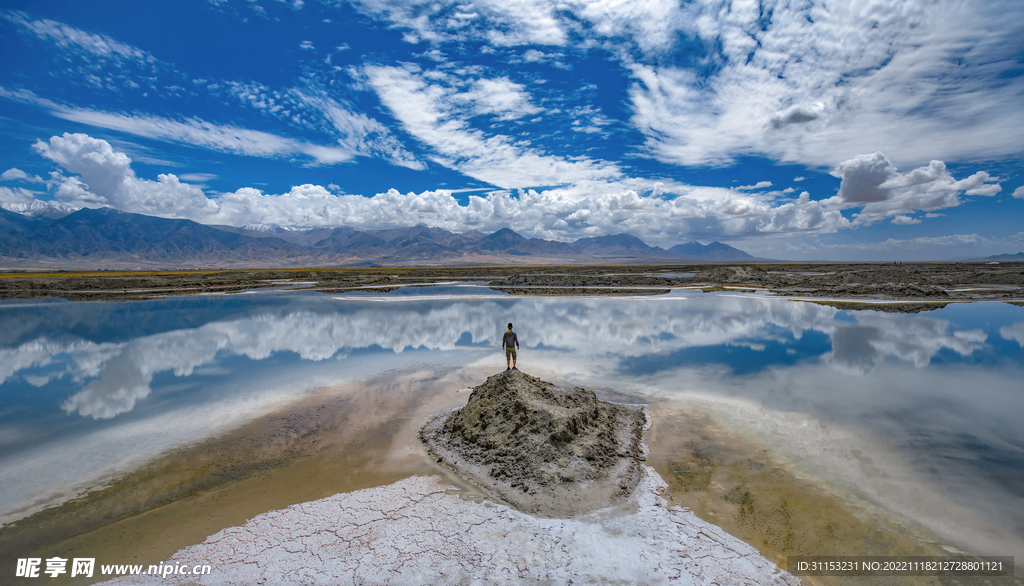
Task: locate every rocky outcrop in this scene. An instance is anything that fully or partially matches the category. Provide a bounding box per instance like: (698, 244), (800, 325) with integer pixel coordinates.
(420, 370), (647, 517)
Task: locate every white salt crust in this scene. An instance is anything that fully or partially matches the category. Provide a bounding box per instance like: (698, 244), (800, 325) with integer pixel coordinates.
(100, 467), (800, 585)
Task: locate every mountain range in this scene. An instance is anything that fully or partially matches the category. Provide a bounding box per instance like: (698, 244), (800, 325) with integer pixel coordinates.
(979, 252), (1024, 261)
(0, 206), (761, 267)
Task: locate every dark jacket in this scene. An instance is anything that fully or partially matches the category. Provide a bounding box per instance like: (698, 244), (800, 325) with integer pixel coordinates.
(502, 331), (519, 349)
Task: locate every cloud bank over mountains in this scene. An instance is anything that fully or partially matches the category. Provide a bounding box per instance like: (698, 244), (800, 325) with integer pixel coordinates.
(2, 132), (1004, 246)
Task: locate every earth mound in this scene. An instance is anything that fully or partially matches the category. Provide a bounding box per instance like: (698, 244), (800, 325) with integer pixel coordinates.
(420, 369), (647, 517)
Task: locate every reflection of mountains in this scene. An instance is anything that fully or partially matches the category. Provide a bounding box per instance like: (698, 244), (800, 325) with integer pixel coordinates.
(1, 295), (999, 419)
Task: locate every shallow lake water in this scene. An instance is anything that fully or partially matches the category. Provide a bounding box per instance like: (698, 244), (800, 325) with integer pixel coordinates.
(1, 285), (1022, 582)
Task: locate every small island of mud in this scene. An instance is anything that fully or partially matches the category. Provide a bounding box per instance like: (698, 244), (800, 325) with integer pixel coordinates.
(420, 369), (647, 517)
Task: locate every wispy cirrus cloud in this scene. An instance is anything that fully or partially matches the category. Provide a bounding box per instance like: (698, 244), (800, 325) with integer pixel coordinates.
(348, 0), (568, 46)
(217, 81), (421, 168)
(0, 9), (179, 96)
(361, 64), (621, 187)
(1, 10), (157, 65)
(347, 0), (687, 52)
(294, 91), (424, 169)
(0, 86), (421, 168)
(0, 11), (422, 170)
(58, 108), (355, 163)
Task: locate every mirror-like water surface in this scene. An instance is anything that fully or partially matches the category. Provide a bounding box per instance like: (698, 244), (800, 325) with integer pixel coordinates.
(1, 286), (1022, 562)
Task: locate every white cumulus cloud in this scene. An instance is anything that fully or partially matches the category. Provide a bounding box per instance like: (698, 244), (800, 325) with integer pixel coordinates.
(825, 152), (1001, 224)
(21, 132), (851, 243)
(2, 168), (43, 182)
(891, 215), (921, 225)
(33, 133), (216, 216)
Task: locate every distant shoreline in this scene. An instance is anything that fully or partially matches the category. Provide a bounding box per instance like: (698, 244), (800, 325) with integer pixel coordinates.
(0, 262), (1021, 307)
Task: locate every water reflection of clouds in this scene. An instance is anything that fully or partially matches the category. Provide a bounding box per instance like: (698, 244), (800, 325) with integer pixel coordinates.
(826, 312), (985, 374)
(615, 360), (1024, 558)
(1001, 321), (1024, 347)
(0, 295), (1004, 420)
(0, 339), (62, 386)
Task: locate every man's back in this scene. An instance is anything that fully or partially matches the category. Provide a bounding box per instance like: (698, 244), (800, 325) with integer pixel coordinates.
(503, 330), (518, 348)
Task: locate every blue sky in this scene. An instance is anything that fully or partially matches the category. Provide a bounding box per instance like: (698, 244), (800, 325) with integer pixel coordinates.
(1, 0), (1022, 260)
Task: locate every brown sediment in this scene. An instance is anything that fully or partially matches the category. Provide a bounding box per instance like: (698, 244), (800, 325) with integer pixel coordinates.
(420, 370), (647, 518)
(806, 300), (951, 313)
(644, 403), (981, 586)
(0, 366), (488, 586)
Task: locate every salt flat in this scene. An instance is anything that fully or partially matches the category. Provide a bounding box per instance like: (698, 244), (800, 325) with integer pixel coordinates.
(99, 468), (799, 586)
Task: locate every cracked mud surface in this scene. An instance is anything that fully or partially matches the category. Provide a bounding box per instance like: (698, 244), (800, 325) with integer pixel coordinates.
(420, 369), (647, 517)
(98, 471), (799, 586)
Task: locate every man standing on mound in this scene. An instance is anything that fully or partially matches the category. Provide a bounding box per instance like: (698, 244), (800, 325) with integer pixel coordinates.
(502, 322), (519, 370)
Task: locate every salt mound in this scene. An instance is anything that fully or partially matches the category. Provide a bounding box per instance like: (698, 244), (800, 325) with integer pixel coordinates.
(420, 369), (647, 517)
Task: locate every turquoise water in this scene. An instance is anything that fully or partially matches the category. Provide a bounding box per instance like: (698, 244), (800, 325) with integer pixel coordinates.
(0, 286), (1022, 557)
